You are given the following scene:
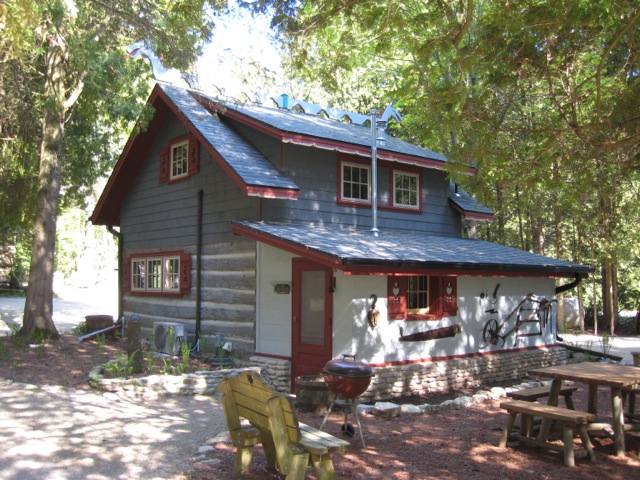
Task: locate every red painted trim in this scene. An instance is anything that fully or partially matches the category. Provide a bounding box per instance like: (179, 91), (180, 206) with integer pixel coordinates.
(368, 344), (559, 368)
(127, 291), (184, 298)
(231, 223), (343, 269)
(130, 250), (184, 258)
(253, 352), (292, 361)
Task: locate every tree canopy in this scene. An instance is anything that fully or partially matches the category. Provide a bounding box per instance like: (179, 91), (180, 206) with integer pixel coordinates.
(0, 0), (227, 337)
(250, 0), (640, 325)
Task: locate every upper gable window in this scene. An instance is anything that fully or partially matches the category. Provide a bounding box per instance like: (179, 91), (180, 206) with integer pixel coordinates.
(341, 162), (370, 203)
(171, 140), (189, 180)
(159, 134), (199, 183)
(393, 171), (419, 209)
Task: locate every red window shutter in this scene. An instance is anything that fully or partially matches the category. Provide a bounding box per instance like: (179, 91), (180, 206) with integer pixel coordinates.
(159, 145), (170, 183)
(441, 277), (458, 317)
(387, 276), (407, 320)
(429, 276), (442, 317)
(122, 257), (131, 292)
(188, 135), (199, 176)
(180, 253), (191, 294)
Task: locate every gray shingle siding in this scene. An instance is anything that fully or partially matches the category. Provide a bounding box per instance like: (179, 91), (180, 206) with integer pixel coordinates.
(224, 123), (462, 234)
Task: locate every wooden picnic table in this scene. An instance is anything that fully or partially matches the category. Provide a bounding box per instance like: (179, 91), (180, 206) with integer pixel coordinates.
(528, 362), (640, 457)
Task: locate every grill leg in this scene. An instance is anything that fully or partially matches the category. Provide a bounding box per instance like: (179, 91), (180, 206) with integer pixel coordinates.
(351, 401), (366, 448)
(319, 399), (366, 448)
(319, 402), (335, 431)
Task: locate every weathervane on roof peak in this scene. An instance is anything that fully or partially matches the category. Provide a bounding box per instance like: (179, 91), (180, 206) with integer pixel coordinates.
(124, 42), (199, 89)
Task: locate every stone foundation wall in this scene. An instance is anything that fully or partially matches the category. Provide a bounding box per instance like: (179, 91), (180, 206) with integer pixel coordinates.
(249, 347), (570, 401)
(361, 346), (570, 402)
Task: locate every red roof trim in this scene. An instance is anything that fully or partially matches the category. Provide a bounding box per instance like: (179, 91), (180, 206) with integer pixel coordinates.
(231, 222), (343, 269)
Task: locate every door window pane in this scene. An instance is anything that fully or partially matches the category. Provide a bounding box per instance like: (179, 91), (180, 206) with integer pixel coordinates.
(300, 271), (325, 345)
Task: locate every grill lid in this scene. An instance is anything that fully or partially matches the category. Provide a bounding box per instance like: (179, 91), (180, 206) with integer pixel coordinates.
(323, 357), (373, 378)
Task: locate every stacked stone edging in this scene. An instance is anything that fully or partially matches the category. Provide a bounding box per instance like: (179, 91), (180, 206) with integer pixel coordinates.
(88, 365), (260, 396)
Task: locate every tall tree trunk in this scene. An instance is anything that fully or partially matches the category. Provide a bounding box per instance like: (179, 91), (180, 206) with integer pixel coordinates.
(601, 260), (618, 335)
(20, 31), (66, 339)
(577, 284), (584, 333)
(515, 185), (525, 251)
(531, 213), (545, 255)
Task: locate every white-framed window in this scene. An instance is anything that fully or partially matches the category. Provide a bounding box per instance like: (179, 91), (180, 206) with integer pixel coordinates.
(132, 259), (146, 290)
(130, 254), (183, 293)
(393, 171), (419, 209)
(164, 257), (180, 291)
(341, 162), (370, 203)
(170, 140), (189, 180)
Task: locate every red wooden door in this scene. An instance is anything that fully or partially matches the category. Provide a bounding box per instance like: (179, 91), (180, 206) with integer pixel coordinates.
(291, 259), (333, 384)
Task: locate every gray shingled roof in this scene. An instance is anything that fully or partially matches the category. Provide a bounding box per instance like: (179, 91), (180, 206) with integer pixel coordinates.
(448, 183), (494, 218)
(197, 91), (449, 165)
(160, 84), (299, 191)
(232, 221), (591, 275)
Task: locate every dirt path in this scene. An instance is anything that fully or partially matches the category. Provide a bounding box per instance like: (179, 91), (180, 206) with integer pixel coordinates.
(0, 380), (225, 480)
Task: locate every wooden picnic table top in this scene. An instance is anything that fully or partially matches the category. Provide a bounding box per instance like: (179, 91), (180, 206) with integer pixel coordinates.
(529, 362), (640, 389)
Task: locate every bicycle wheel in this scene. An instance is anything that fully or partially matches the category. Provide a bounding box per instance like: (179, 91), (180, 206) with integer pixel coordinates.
(483, 318), (500, 345)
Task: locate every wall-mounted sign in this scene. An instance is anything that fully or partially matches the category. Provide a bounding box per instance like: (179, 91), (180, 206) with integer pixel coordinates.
(273, 283), (291, 295)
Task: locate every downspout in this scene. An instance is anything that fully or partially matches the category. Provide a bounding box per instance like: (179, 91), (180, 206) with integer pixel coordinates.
(106, 226), (123, 321)
(370, 109), (379, 237)
(554, 273), (584, 342)
(195, 189), (203, 346)
(555, 273), (583, 295)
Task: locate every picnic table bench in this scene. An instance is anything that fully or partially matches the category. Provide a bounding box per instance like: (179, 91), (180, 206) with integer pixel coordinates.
(218, 370), (350, 479)
(508, 384), (578, 409)
(499, 400), (596, 467)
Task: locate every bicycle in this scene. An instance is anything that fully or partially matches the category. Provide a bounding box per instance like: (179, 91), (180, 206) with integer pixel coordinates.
(482, 294), (556, 347)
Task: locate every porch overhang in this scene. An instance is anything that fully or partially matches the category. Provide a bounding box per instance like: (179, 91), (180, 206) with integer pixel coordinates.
(231, 221), (593, 278)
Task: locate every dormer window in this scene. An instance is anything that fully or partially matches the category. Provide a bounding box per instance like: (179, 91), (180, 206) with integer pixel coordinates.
(341, 162), (370, 203)
(338, 154), (422, 213)
(393, 171), (419, 209)
(159, 134), (199, 183)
